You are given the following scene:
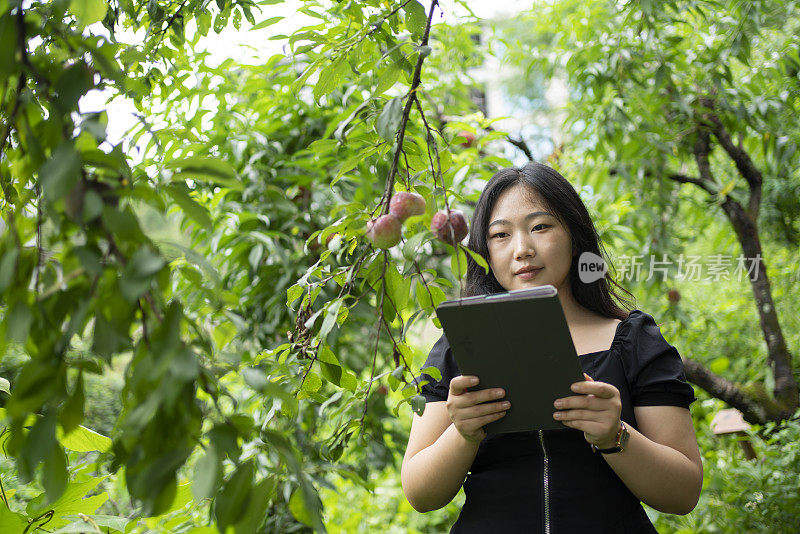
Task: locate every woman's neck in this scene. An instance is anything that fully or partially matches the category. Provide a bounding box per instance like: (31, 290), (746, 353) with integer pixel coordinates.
(558, 285), (594, 327)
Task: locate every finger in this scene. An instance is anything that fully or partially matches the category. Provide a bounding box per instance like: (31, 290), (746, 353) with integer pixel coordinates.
(467, 400), (510, 419)
(557, 419), (608, 437)
(468, 409), (508, 428)
(450, 375), (479, 396)
(452, 410), (506, 432)
(553, 409), (607, 423)
(451, 386), (505, 409)
(570, 381), (617, 399)
(583, 372), (594, 382)
(554, 394), (601, 410)
(470, 386), (506, 405)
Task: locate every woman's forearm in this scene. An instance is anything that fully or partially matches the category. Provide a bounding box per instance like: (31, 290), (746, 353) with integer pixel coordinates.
(401, 423), (481, 512)
(601, 425), (703, 514)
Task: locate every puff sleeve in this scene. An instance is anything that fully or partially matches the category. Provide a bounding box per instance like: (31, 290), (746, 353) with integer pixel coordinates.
(618, 311), (696, 409)
(417, 333), (461, 403)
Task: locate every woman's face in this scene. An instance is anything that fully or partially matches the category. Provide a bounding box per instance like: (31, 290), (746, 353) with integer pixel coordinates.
(486, 184), (575, 294)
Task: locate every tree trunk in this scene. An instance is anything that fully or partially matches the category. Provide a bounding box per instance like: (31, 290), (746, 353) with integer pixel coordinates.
(719, 197), (799, 417)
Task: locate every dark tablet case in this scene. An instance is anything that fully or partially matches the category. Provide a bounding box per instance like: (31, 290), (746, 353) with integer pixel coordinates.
(434, 285), (585, 435)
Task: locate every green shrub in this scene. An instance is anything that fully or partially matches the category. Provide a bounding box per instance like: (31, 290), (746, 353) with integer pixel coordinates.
(652, 409), (800, 533)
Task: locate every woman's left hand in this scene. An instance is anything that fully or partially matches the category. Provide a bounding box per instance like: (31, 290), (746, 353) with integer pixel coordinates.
(553, 373), (622, 449)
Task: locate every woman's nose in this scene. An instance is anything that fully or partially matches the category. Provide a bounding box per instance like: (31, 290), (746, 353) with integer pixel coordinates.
(514, 233), (536, 259)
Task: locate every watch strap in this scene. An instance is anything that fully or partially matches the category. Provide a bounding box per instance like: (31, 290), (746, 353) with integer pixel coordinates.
(591, 421), (629, 454)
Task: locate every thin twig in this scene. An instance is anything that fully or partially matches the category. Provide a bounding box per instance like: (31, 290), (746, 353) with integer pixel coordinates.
(138, 299), (150, 347)
(359, 252), (388, 428)
(34, 184), (42, 293)
(379, 0), (440, 217)
(367, 0), (415, 37)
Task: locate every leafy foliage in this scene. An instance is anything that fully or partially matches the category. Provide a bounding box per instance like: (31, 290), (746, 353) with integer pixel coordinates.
(2, 0), (799, 532)
(0, 0), (503, 531)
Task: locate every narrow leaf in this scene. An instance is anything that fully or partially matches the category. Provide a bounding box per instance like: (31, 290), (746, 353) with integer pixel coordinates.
(251, 16), (283, 29)
(376, 97), (404, 141)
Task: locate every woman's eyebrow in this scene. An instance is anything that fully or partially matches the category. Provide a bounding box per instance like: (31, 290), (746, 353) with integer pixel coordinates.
(488, 211), (552, 229)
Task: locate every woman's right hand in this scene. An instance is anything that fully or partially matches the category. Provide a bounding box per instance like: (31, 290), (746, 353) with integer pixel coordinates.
(446, 375), (510, 443)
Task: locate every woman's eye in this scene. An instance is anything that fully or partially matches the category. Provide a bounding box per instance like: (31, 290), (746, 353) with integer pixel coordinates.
(490, 225), (548, 239)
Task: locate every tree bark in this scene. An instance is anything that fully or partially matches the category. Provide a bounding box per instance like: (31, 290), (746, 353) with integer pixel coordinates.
(718, 196), (799, 416)
(688, 117), (799, 417)
(681, 358), (779, 424)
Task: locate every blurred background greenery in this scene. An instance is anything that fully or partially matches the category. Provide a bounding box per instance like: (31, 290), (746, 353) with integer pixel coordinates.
(1, 0), (798, 532)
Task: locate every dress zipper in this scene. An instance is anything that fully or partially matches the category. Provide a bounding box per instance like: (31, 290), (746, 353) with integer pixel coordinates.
(539, 429), (551, 534)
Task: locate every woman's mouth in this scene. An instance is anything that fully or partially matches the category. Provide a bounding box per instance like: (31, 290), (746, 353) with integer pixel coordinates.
(516, 268), (542, 280)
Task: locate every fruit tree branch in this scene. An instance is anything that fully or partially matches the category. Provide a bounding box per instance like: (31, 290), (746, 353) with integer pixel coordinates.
(379, 0), (440, 216)
(706, 113), (763, 220)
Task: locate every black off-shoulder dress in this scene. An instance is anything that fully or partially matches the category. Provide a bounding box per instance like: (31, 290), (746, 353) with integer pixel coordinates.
(417, 309), (696, 534)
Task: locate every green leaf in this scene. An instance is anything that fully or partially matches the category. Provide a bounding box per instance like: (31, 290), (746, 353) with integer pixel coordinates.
(0, 13), (18, 78)
(5, 301), (32, 343)
(288, 484), (323, 530)
(0, 506), (28, 533)
(42, 445), (68, 504)
(421, 365), (441, 381)
(54, 61), (94, 112)
(385, 263), (411, 314)
(242, 367), (268, 391)
(450, 245), (468, 279)
(402, 232), (426, 262)
(429, 285), (447, 308)
(251, 15), (283, 29)
(233, 477), (276, 534)
(154, 481), (193, 517)
(119, 247), (165, 302)
(0, 247), (19, 293)
(166, 156), (241, 191)
(410, 394), (426, 416)
(313, 58), (347, 102)
(0, 376), (9, 395)
(50, 521), (103, 534)
(23, 411), (57, 480)
(320, 361), (342, 387)
(58, 425), (112, 452)
(376, 97), (404, 141)
(301, 371), (322, 393)
(415, 279), (432, 310)
(214, 460), (255, 531)
(403, 0), (427, 40)
(209, 423), (240, 461)
(69, 0), (108, 27)
(374, 63), (401, 96)
(248, 243), (264, 271)
(27, 474), (108, 518)
(319, 299), (343, 341)
(40, 143), (81, 204)
(59, 372), (85, 433)
(339, 370), (357, 393)
(67, 515), (130, 532)
(287, 284), (303, 308)
(463, 246), (489, 274)
(165, 183), (213, 230)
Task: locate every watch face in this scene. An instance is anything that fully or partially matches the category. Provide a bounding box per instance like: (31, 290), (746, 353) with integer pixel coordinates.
(619, 423), (630, 449)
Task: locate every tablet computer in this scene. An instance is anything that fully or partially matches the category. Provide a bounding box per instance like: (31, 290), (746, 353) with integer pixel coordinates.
(434, 285), (585, 434)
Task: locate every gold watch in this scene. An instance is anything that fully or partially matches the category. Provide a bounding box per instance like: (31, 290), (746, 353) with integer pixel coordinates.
(591, 421), (630, 454)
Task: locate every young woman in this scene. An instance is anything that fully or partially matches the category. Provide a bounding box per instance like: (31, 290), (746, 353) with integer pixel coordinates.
(401, 162), (703, 533)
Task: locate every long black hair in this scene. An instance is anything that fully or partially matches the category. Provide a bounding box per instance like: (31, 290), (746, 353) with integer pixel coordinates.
(464, 161), (635, 320)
